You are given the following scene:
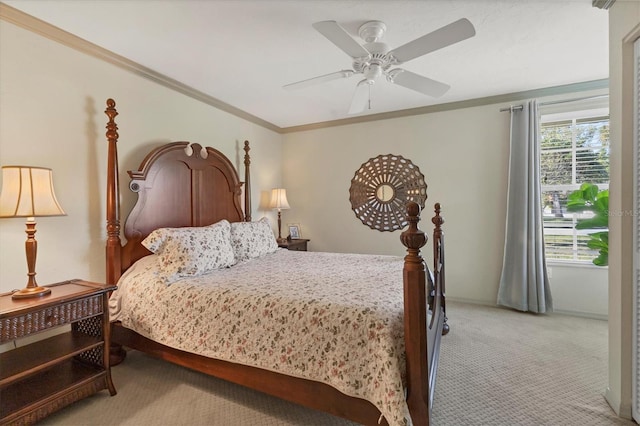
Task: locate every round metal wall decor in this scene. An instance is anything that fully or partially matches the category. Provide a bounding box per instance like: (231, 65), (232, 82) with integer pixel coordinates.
(349, 154), (427, 231)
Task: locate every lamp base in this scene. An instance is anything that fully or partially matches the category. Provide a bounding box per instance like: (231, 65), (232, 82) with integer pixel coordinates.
(12, 286), (51, 299)
(276, 237), (288, 244)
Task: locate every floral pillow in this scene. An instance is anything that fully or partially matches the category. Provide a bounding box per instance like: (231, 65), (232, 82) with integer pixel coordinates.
(230, 217), (278, 262)
(142, 220), (235, 284)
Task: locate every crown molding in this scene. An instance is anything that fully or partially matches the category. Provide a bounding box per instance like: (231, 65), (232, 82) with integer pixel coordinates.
(280, 79), (609, 133)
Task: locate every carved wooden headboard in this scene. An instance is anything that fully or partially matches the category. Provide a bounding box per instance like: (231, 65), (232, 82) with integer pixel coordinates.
(104, 99), (252, 284)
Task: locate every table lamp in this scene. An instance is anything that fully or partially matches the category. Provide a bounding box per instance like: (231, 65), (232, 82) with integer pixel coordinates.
(269, 188), (290, 244)
(0, 166), (66, 299)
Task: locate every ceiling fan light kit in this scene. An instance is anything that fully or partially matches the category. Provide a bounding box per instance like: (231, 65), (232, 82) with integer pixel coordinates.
(285, 18), (476, 114)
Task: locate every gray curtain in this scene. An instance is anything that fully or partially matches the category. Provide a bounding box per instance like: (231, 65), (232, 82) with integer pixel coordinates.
(497, 100), (552, 313)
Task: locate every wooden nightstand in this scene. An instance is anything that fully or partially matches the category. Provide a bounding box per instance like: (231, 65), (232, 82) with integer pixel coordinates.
(278, 239), (310, 251)
(0, 279), (117, 425)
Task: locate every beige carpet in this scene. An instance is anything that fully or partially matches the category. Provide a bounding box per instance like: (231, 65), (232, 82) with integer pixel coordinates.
(41, 302), (636, 426)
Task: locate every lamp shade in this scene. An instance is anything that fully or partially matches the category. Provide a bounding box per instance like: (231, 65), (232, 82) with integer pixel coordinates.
(269, 188), (290, 210)
(0, 166), (66, 218)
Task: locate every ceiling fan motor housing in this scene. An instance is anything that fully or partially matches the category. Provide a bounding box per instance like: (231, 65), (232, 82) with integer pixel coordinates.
(353, 41), (393, 82)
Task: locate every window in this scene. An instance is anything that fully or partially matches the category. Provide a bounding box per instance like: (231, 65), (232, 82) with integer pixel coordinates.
(540, 106), (609, 263)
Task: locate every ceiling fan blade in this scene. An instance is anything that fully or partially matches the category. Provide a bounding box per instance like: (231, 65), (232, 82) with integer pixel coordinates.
(390, 69), (450, 97)
(348, 80), (371, 114)
(283, 70), (355, 90)
(313, 21), (371, 59)
(390, 18), (475, 64)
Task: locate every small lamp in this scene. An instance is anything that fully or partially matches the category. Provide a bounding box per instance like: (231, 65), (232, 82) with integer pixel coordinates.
(269, 188), (290, 244)
(0, 166), (66, 299)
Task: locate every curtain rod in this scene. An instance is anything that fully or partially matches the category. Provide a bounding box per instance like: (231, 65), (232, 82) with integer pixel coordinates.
(499, 93), (609, 112)
(499, 105), (523, 112)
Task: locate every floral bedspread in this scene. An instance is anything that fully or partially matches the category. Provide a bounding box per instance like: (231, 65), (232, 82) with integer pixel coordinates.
(110, 249), (413, 425)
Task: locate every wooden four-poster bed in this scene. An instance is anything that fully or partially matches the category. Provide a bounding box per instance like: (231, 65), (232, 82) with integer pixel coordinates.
(104, 98), (448, 426)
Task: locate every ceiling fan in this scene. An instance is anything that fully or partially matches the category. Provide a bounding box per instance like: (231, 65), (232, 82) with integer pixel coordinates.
(284, 19), (476, 114)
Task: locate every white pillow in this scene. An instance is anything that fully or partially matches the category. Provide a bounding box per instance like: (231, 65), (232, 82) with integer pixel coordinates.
(142, 220), (235, 284)
(230, 217), (278, 262)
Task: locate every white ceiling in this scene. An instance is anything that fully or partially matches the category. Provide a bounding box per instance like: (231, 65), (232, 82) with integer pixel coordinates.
(3, 0), (609, 130)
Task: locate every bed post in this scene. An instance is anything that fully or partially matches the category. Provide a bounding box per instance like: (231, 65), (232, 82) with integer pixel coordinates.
(105, 99), (122, 286)
(432, 203), (449, 335)
(105, 99), (127, 366)
(243, 140), (251, 222)
(400, 201), (430, 425)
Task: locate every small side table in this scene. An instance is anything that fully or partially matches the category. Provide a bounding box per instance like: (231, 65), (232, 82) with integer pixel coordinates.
(0, 279), (117, 425)
(278, 239), (310, 251)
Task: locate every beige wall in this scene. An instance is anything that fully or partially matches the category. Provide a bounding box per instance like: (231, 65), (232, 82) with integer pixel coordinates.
(282, 95), (609, 317)
(0, 20), (283, 294)
(281, 106), (510, 308)
(606, 0), (639, 419)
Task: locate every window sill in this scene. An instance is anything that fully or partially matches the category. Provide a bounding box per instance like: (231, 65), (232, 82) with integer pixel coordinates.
(546, 260), (608, 269)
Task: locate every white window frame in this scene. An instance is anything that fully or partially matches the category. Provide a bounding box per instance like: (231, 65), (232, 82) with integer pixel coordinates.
(540, 106), (609, 265)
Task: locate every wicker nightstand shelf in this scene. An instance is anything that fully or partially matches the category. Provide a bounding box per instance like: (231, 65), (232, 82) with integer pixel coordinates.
(0, 279), (117, 425)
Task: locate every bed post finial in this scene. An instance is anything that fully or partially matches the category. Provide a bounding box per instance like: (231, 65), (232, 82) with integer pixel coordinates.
(105, 99), (118, 138)
(400, 201), (430, 424)
(432, 203), (444, 231)
(401, 202), (427, 256)
(105, 98), (122, 285)
(243, 141), (251, 222)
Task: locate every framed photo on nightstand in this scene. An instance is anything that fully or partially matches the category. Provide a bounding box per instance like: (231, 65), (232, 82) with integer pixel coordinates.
(288, 224), (301, 239)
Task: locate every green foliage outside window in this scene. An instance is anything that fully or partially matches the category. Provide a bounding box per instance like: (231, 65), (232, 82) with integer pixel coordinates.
(566, 183), (609, 266)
